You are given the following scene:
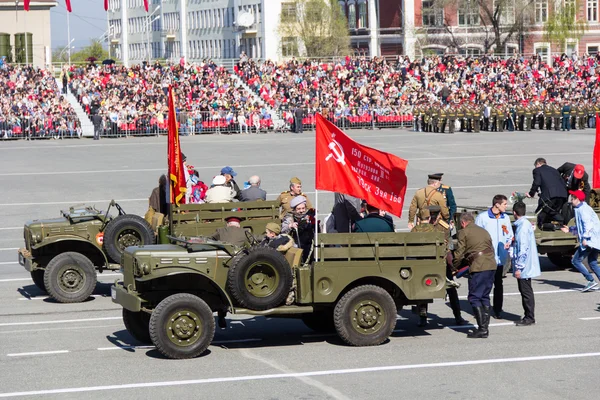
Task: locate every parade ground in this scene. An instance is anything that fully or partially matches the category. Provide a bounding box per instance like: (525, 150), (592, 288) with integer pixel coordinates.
(0, 128), (599, 399)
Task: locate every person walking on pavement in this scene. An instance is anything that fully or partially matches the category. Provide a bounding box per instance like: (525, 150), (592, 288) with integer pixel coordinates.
(452, 212), (497, 339)
(475, 194), (514, 319)
(91, 111), (102, 140)
(560, 190), (600, 292)
(511, 201), (541, 326)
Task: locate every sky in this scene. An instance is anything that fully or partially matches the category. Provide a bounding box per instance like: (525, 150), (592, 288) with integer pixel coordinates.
(50, 0), (108, 51)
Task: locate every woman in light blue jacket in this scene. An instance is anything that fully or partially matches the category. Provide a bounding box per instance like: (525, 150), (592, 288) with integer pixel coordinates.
(561, 190), (600, 292)
(512, 202), (541, 326)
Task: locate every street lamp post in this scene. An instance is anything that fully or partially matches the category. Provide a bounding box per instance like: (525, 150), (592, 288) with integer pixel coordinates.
(146, 5), (161, 64)
(67, 9), (71, 64)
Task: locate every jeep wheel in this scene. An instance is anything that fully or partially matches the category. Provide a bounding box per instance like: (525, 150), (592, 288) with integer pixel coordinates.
(301, 309), (335, 333)
(43, 252), (97, 303)
(104, 214), (155, 263)
(547, 252), (574, 269)
(227, 246), (293, 310)
(149, 293), (215, 359)
(31, 270), (46, 292)
(334, 285), (396, 347)
(123, 309), (152, 344)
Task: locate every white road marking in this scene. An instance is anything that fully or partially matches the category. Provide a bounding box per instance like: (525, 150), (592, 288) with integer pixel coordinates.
(97, 345), (155, 351)
(1, 273), (120, 284)
(6, 350), (69, 357)
(579, 317), (600, 320)
(0, 199), (146, 207)
(212, 338), (261, 345)
(0, 317), (121, 327)
(0, 262), (19, 265)
(0, 248), (19, 251)
(0, 227), (21, 231)
(409, 152), (589, 161)
(446, 322), (515, 329)
(458, 289), (578, 299)
(0, 324), (123, 335)
(1, 352), (599, 397)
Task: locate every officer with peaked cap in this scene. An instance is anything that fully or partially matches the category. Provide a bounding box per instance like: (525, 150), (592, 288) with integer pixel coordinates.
(408, 174), (449, 229)
(430, 173), (457, 224)
(210, 215), (248, 247)
(276, 177), (313, 219)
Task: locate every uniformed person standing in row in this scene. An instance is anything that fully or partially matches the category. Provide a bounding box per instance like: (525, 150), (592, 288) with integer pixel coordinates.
(431, 173), (456, 225)
(408, 174), (450, 230)
(447, 104), (456, 134)
(277, 177), (313, 219)
(452, 212), (497, 339)
(412, 206), (468, 327)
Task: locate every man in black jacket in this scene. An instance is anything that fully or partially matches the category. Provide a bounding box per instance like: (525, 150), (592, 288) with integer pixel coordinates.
(526, 158), (569, 227)
(557, 162), (591, 203)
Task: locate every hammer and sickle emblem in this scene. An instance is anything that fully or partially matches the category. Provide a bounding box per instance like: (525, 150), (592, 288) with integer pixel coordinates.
(325, 139), (346, 165)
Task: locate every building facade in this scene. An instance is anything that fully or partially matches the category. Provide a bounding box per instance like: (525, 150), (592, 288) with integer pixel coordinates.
(0, 0), (55, 67)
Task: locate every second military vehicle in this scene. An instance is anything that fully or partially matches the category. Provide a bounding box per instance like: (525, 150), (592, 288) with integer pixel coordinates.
(112, 230), (448, 359)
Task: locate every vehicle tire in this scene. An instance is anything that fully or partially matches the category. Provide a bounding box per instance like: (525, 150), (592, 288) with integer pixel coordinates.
(547, 252), (573, 269)
(227, 246), (293, 310)
(43, 252), (97, 303)
(301, 310), (335, 333)
(104, 214), (155, 263)
(334, 285), (397, 347)
(149, 293), (215, 359)
(123, 309), (152, 344)
(31, 269), (46, 292)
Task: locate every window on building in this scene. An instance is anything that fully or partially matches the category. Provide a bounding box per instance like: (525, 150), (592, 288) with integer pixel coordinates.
(458, 0), (479, 26)
(535, 0), (548, 23)
(282, 1), (297, 22)
(422, 0), (443, 27)
(566, 41), (577, 56)
(496, 0), (515, 25)
(348, 4), (357, 28)
(535, 44), (549, 61)
(460, 47), (482, 56)
(282, 37), (299, 57)
(588, 45), (599, 55)
(588, 0), (598, 21)
(358, 1), (367, 28)
(339, 1), (346, 17)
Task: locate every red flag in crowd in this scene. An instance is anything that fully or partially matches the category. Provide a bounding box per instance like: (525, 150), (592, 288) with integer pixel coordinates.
(65, 0), (72, 12)
(315, 114), (409, 217)
(594, 114), (600, 188)
(104, 0), (109, 11)
(23, 1), (30, 11)
(167, 86), (186, 206)
(144, 0), (149, 12)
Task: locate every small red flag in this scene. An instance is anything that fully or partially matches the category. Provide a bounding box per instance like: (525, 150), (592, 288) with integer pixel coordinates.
(24, 0), (30, 11)
(594, 114), (600, 188)
(167, 86), (186, 206)
(65, 0), (72, 12)
(144, 0), (149, 12)
(104, 0), (108, 11)
(315, 114), (408, 216)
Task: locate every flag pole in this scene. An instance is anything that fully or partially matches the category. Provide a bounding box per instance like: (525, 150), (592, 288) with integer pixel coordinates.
(314, 189), (319, 262)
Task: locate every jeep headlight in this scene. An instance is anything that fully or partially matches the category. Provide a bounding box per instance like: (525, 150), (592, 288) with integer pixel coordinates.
(35, 233), (41, 243)
(141, 263), (150, 275)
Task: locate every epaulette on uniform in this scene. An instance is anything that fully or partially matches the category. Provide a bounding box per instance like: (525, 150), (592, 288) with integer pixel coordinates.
(442, 185), (450, 189)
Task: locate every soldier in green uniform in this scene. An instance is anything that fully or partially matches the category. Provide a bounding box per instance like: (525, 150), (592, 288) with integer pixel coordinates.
(553, 102), (562, 131)
(412, 205), (468, 327)
(210, 216), (248, 247)
(464, 105), (473, 132)
(439, 104), (447, 133)
(413, 104), (421, 132)
(277, 177), (313, 219)
(473, 104), (482, 133)
(516, 103), (525, 131)
(570, 101), (577, 130)
(423, 105), (431, 132)
(431, 106), (440, 133)
(447, 104), (456, 134)
(577, 101), (586, 130)
(456, 103), (465, 132)
(524, 103), (533, 131)
(431, 172), (456, 224)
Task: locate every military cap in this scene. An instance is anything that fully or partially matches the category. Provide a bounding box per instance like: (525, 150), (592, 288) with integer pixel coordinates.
(290, 177), (302, 185)
(290, 195), (307, 209)
(225, 216), (242, 223)
(428, 173), (443, 180)
(265, 222), (281, 235)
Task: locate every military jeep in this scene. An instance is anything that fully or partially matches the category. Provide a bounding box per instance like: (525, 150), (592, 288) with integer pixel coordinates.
(111, 231), (447, 359)
(18, 199), (281, 303)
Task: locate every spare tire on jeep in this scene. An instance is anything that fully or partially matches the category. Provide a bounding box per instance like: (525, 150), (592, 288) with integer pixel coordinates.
(227, 246), (293, 310)
(104, 214), (155, 263)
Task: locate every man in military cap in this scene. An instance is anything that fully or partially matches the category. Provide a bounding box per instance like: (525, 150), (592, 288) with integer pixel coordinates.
(261, 222), (294, 253)
(430, 173), (457, 226)
(277, 177), (313, 219)
(447, 104), (456, 134)
(210, 216), (248, 247)
(408, 174), (450, 230)
(412, 205), (468, 327)
(452, 212), (497, 339)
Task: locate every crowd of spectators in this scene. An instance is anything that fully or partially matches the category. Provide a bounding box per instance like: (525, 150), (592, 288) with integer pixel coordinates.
(67, 60), (274, 136)
(0, 64), (81, 140)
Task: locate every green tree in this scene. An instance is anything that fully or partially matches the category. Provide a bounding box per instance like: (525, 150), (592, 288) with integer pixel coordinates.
(53, 39), (111, 64)
(544, 1), (588, 48)
(278, 0), (351, 58)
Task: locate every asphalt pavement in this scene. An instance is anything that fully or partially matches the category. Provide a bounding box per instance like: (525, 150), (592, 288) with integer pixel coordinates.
(1, 128), (600, 399)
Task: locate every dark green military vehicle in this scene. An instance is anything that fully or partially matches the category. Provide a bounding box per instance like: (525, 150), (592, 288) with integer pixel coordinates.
(111, 230), (447, 359)
(18, 199), (280, 303)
